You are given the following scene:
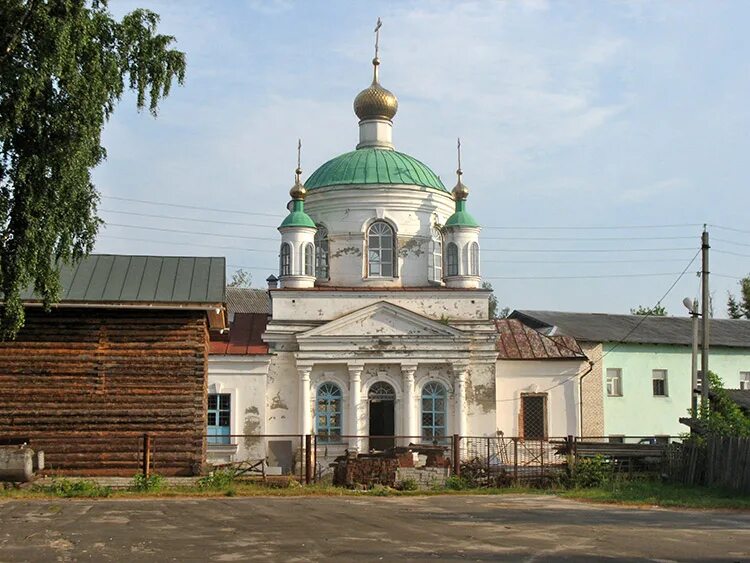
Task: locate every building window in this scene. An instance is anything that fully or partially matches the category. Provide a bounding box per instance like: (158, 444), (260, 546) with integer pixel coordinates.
(429, 227), (443, 283)
(316, 383), (342, 443)
(421, 382), (447, 441)
(207, 393), (231, 445)
(608, 436), (625, 444)
(469, 242), (480, 276)
(304, 243), (314, 276)
(367, 221), (394, 277)
(741, 371), (750, 390)
(280, 242), (291, 276)
(315, 226), (329, 280)
(606, 368), (622, 397)
(521, 394), (547, 439)
(446, 242), (458, 277)
(652, 369), (668, 396)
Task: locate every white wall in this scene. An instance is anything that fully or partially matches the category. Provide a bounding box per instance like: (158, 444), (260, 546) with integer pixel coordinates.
(496, 360), (582, 438)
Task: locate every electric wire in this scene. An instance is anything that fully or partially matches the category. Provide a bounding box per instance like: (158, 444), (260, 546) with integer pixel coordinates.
(101, 195), (284, 218)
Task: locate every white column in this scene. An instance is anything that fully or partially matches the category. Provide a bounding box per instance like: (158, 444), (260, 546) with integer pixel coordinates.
(348, 365), (364, 451)
(401, 364), (418, 444)
(453, 364), (468, 437)
(298, 366), (312, 436)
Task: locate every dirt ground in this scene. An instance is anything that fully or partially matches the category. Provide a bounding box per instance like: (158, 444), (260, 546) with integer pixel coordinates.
(0, 494), (747, 562)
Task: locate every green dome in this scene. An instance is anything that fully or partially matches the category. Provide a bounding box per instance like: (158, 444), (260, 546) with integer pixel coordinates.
(445, 199), (480, 228)
(305, 148), (447, 191)
(279, 200), (316, 229)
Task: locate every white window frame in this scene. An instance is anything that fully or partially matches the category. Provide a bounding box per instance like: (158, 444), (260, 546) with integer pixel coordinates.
(428, 227), (443, 283)
(606, 368), (622, 397)
(740, 371), (750, 391)
(469, 241), (480, 276)
(367, 221), (395, 278)
(280, 242), (292, 277)
(304, 242), (315, 277)
(315, 225), (329, 280)
(445, 242), (459, 277)
(652, 369), (668, 397)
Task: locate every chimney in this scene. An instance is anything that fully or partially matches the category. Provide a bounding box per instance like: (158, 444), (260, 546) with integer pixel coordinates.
(266, 275), (279, 289)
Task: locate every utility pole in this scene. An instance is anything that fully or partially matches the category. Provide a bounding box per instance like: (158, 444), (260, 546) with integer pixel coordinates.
(700, 227), (710, 411)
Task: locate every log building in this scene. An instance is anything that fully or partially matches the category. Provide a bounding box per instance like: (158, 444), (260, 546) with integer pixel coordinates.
(0, 254), (226, 476)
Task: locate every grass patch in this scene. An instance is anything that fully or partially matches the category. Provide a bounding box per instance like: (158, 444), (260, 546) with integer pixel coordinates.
(560, 480), (750, 510)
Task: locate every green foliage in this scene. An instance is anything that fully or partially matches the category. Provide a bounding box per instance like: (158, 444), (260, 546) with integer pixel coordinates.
(197, 469), (236, 490)
(572, 455), (613, 488)
(630, 304), (668, 316)
(727, 275), (750, 319)
(228, 269), (251, 288)
(397, 478), (418, 491)
(697, 371), (750, 437)
(131, 472), (165, 492)
(482, 281), (510, 319)
(445, 475), (471, 490)
(0, 1), (185, 338)
(35, 478), (111, 498)
(368, 483), (392, 496)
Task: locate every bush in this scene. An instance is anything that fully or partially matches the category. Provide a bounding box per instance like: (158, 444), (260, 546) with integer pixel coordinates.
(398, 478), (418, 491)
(197, 469), (236, 490)
(368, 484), (392, 496)
(36, 478), (111, 498)
(131, 473), (165, 492)
(572, 455), (613, 488)
(445, 475), (471, 491)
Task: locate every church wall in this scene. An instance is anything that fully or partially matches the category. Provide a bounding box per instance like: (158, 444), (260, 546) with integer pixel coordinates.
(465, 362), (498, 436)
(495, 360), (582, 438)
(270, 290), (489, 323)
(265, 352), (299, 436)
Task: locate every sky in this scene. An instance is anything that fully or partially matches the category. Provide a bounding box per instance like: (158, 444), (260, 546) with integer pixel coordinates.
(94, 0), (750, 317)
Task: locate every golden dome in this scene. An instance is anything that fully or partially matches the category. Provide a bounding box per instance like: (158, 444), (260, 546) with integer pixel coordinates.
(289, 167), (307, 199)
(452, 178), (469, 201)
(353, 58), (398, 121)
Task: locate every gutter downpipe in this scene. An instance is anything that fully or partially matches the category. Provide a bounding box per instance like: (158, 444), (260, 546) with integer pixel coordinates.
(578, 360), (595, 438)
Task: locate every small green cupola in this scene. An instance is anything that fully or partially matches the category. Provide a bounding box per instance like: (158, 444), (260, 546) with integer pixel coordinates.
(444, 139), (479, 229)
(279, 143), (316, 230)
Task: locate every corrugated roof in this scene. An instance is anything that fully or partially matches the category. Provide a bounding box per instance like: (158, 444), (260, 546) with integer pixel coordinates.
(724, 389), (750, 412)
(225, 287), (271, 314)
(511, 310), (750, 348)
(209, 312), (269, 356)
(496, 319), (586, 360)
(20, 254), (226, 305)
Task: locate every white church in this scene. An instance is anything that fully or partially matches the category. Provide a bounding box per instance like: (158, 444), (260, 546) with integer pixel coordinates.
(207, 34), (586, 467)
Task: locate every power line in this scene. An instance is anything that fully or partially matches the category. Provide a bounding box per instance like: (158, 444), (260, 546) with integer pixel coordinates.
(483, 223), (702, 231)
(714, 249), (750, 259)
(481, 235), (694, 241)
(103, 222), (278, 242)
(482, 247), (695, 253)
(714, 237), (750, 248)
(496, 249), (702, 403)
(101, 209), (278, 229)
(483, 258), (692, 264)
(485, 272), (688, 281)
(101, 195), (284, 218)
(98, 234), (277, 253)
(709, 224), (750, 235)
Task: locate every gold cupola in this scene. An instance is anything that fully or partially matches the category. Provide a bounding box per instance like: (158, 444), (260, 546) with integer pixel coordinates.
(353, 56), (399, 122)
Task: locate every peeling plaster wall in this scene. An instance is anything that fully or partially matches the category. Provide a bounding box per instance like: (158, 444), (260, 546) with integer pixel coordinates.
(495, 360), (582, 437)
(208, 356), (270, 462)
(305, 185), (455, 288)
(265, 353), (298, 436)
(270, 291), (489, 323)
(579, 343), (605, 437)
(465, 362), (497, 436)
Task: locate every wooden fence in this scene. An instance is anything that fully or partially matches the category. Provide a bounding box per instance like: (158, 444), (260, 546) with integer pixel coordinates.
(668, 436), (750, 494)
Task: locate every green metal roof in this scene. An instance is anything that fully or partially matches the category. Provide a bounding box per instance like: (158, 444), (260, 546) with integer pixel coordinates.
(279, 200), (316, 229)
(305, 148), (447, 191)
(20, 254), (226, 304)
(445, 200), (480, 228)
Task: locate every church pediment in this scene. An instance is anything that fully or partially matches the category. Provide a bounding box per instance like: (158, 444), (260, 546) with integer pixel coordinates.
(298, 301), (466, 340)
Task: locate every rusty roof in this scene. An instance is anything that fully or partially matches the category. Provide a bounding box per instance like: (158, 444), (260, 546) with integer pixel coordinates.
(496, 319), (586, 360)
(209, 312), (269, 356)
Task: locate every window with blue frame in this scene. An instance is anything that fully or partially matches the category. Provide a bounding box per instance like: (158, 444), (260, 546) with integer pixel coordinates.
(422, 382), (447, 442)
(207, 393), (231, 445)
(316, 382), (342, 443)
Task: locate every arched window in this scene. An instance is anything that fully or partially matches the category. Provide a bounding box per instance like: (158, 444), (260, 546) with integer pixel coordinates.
(446, 242), (458, 277)
(429, 227), (443, 282)
(280, 242), (291, 276)
(304, 243), (314, 276)
(470, 242), (480, 276)
(368, 381), (396, 401)
(316, 382), (342, 443)
(422, 382), (447, 440)
(367, 221), (394, 277)
(315, 226), (329, 280)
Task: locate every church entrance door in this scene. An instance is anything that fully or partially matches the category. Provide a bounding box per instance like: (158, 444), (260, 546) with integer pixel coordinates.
(368, 381), (396, 451)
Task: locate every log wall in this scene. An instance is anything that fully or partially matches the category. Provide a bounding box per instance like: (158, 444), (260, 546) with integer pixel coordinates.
(0, 308), (208, 476)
